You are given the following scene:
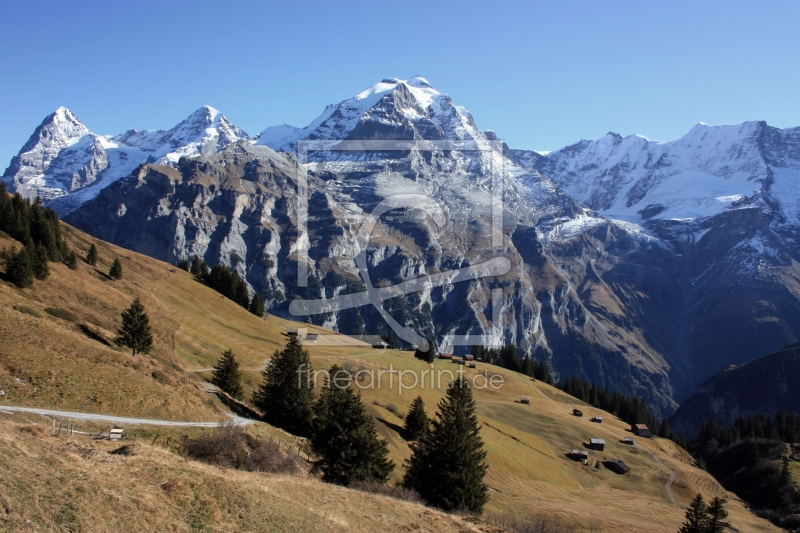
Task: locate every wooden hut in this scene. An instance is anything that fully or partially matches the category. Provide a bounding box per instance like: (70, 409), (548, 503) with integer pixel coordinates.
(604, 458), (631, 475)
(622, 437), (635, 445)
(590, 416), (603, 423)
(465, 354), (475, 361)
(631, 424), (652, 438)
(589, 438), (605, 451)
(520, 396), (530, 405)
(572, 408), (583, 417)
(438, 353), (453, 359)
(570, 449), (589, 462)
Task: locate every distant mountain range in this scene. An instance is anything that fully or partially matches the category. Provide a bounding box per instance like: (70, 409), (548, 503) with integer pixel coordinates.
(2, 105), (248, 214)
(669, 343), (800, 437)
(4, 76), (800, 415)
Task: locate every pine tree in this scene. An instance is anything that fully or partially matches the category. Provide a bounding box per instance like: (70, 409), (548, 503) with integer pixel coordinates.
(211, 349), (243, 400)
(679, 493), (710, 533)
(31, 243), (49, 280)
(64, 249), (78, 270)
(249, 292), (265, 317)
(190, 255), (202, 276)
(109, 257), (122, 280)
(415, 338), (435, 363)
(251, 335), (314, 437)
(177, 259), (190, 271)
(658, 419), (670, 438)
(200, 260), (209, 278)
(115, 297), (153, 356)
(311, 364), (394, 485)
(403, 379), (489, 513)
(404, 396), (430, 441)
(86, 243), (98, 265)
(780, 455), (792, 487)
(521, 355), (534, 377)
(6, 246), (33, 288)
(705, 497), (731, 533)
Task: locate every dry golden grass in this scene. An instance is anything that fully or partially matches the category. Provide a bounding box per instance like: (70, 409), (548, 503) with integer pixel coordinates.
(0, 223), (781, 532)
(0, 418), (493, 533)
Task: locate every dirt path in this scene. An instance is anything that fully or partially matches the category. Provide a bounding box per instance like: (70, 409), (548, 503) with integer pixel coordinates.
(0, 406), (254, 427)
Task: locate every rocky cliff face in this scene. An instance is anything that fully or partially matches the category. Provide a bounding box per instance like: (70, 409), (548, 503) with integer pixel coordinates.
(12, 76), (800, 415)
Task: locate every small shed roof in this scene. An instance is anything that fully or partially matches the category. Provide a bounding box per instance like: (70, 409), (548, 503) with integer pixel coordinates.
(590, 438), (605, 445)
(633, 424), (649, 430)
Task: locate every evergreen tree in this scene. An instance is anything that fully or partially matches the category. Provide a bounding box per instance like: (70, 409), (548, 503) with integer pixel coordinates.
(403, 379), (489, 513)
(177, 259), (190, 271)
(200, 260), (209, 278)
(251, 335), (314, 437)
(86, 243), (98, 266)
(521, 355), (534, 377)
(190, 255), (202, 276)
(115, 297), (154, 356)
(404, 395), (430, 441)
(64, 249), (78, 270)
(705, 497), (731, 533)
(659, 419), (671, 438)
(780, 455), (792, 487)
(311, 364), (394, 485)
(211, 349), (243, 400)
(679, 493), (710, 533)
(249, 292), (265, 317)
(31, 243), (50, 280)
(109, 257), (122, 280)
(424, 338), (436, 362)
(415, 338), (435, 363)
(6, 246), (33, 288)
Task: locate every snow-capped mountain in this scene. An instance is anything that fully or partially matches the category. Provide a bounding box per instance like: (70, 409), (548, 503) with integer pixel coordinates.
(513, 121), (800, 230)
(6, 76), (799, 414)
(257, 76), (485, 151)
(3, 105), (249, 214)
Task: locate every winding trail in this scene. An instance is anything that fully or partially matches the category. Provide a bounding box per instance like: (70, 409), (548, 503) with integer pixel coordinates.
(0, 406), (254, 427)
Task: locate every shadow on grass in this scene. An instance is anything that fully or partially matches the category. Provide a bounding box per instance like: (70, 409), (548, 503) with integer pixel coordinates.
(79, 323), (113, 346)
(214, 390), (264, 421)
(377, 417), (409, 440)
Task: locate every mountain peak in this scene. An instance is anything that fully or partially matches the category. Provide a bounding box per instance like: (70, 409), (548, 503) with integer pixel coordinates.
(257, 76), (485, 151)
(407, 75), (433, 89)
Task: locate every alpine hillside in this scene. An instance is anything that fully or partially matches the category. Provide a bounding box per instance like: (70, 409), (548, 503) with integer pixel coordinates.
(5, 76), (800, 415)
(669, 343), (800, 437)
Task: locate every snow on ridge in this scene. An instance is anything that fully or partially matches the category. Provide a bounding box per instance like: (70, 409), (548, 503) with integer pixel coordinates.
(5, 105), (250, 212)
(256, 76), (484, 152)
(529, 119), (799, 226)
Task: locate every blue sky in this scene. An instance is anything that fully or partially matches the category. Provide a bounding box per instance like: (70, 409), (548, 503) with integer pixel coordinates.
(0, 0), (797, 166)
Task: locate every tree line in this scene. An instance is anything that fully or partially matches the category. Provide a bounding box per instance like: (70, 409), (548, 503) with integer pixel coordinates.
(690, 412), (800, 527)
(695, 412), (800, 449)
(0, 184), (76, 286)
(178, 255), (264, 318)
(557, 374), (687, 448)
(0, 185), (128, 286)
(211, 335), (489, 513)
(471, 343), (553, 384)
